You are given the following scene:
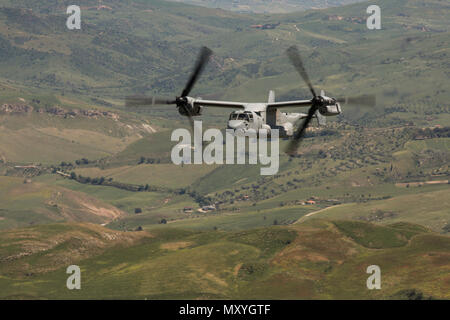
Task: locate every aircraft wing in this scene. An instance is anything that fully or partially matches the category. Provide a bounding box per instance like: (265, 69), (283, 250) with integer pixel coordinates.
(193, 99), (246, 109)
(267, 99), (312, 110)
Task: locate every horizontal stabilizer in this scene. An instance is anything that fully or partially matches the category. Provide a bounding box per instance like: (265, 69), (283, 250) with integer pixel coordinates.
(268, 90), (275, 103)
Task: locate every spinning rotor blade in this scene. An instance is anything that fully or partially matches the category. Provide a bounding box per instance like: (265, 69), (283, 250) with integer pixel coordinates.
(125, 95), (176, 107)
(286, 104), (318, 155)
(286, 46), (317, 98)
(178, 46), (212, 132)
(337, 94), (376, 107)
(180, 104), (195, 132)
(181, 46), (213, 97)
(125, 46), (212, 133)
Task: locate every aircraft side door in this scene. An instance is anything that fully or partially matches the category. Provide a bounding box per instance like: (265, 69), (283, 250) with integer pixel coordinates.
(247, 112), (258, 131)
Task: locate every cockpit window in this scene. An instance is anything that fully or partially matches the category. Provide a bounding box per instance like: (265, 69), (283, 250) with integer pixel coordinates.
(230, 113), (253, 121)
(229, 113), (250, 121)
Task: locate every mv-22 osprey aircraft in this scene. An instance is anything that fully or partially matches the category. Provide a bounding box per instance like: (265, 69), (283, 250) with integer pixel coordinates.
(126, 46), (375, 153)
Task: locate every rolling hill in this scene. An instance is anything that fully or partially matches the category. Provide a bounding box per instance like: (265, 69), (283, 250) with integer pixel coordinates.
(167, 0), (369, 13)
(0, 220), (448, 299)
(0, 0), (448, 127)
(0, 176), (126, 230)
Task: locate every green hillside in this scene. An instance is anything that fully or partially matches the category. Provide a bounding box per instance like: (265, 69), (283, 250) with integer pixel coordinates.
(168, 0), (369, 13)
(0, 220), (448, 299)
(299, 188), (450, 233)
(0, 176), (126, 230)
(0, 0), (448, 128)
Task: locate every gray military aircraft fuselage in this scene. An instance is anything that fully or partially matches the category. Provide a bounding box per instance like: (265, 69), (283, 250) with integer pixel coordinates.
(180, 89), (341, 138)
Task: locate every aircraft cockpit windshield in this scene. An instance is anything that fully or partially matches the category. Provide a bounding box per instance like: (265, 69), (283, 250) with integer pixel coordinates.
(229, 113), (249, 121)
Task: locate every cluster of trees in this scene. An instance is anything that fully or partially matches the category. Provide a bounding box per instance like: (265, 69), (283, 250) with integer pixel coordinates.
(384, 106), (408, 114)
(57, 158), (91, 169)
(443, 223), (450, 234)
(75, 158), (90, 165)
(138, 157), (161, 164)
(187, 190), (212, 207)
(60, 161), (74, 168)
(413, 126), (450, 139)
(68, 172), (153, 191)
(304, 129), (341, 138)
(70, 172), (107, 185)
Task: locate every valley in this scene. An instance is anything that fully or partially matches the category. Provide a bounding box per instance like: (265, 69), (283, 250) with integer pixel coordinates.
(0, 0), (448, 299)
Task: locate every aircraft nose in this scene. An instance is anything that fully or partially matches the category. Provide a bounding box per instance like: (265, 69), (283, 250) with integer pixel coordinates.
(227, 120), (245, 130)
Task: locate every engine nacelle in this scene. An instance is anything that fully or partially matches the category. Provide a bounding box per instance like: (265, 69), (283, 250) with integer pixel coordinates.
(319, 103), (342, 116)
(177, 104), (203, 116)
(192, 104), (203, 116)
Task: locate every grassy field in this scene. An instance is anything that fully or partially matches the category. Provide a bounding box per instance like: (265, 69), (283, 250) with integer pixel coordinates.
(299, 188), (450, 233)
(148, 205), (315, 231)
(37, 175), (177, 212)
(0, 96), (163, 164)
(0, 176), (126, 230)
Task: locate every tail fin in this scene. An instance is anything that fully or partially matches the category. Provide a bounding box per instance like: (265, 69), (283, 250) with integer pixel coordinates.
(316, 89), (326, 126)
(268, 90), (275, 103)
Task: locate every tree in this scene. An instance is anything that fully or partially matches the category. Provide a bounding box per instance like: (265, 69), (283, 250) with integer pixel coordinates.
(70, 172), (77, 180)
(134, 208), (142, 214)
(160, 218), (167, 224)
(443, 223), (450, 234)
